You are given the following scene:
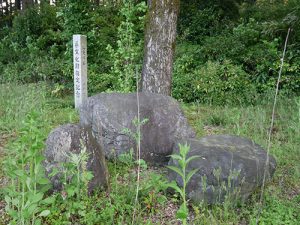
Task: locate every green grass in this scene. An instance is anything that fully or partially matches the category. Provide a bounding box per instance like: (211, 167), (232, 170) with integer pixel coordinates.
(0, 83), (78, 134)
(0, 83), (299, 224)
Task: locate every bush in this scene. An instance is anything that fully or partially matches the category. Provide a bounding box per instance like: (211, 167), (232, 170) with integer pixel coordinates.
(12, 4), (59, 47)
(0, 2), (122, 90)
(178, 16), (300, 97)
(1, 52), (66, 84)
(173, 60), (256, 105)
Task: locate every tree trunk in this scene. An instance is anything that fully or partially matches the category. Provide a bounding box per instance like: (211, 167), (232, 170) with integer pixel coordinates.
(141, 0), (180, 96)
(22, 0), (34, 10)
(15, 0), (21, 10)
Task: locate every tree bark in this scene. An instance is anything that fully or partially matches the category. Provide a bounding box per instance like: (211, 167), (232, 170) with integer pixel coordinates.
(15, 0), (21, 10)
(141, 0), (180, 96)
(22, 0), (34, 10)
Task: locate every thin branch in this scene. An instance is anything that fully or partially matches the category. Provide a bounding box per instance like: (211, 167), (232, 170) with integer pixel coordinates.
(132, 65), (141, 224)
(256, 28), (291, 225)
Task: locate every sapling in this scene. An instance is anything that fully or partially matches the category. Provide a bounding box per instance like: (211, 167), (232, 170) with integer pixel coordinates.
(106, 0), (146, 92)
(55, 140), (93, 221)
(63, 140), (93, 201)
(167, 143), (200, 225)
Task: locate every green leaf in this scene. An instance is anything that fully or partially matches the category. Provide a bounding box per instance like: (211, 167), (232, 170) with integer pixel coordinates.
(31, 192), (44, 203)
(27, 203), (38, 215)
(35, 218), (42, 225)
(169, 154), (183, 161)
(41, 197), (56, 205)
(5, 204), (10, 212)
(35, 155), (45, 165)
(78, 210), (86, 217)
(26, 177), (32, 191)
(176, 203), (188, 220)
(25, 150), (34, 160)
(49, 168), (59, 177)
(85, 172), (94, 181)
(37, 178), (50, 185)
(178, 143), (190, 157)
(4, 196), (11, 204)
(178, 160), (185, 169)
(167, 181), (184, 197)
(186, 168), (199, 184)
(12, 198), (20, 206)
(157, 195), (167, 204)
(39, 210), (50, 217)
(14, 170), (25, 177)
(166, 165), (183, 177)
(185, 155), (201, 166)
(67, 186), (76, 197)
(40, 184), (51, 194)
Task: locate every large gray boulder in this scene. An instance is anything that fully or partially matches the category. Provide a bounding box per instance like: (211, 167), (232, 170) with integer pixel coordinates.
(167, 135), (276, 204)
(44, 124), (108, 193)
(79, 92), (195, 165)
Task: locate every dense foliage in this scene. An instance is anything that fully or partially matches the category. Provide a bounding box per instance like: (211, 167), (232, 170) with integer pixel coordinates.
(173, 0), (300, 103)
(0, 0), (299, 104)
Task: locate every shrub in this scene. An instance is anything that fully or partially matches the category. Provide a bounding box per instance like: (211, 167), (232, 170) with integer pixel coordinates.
(106, 0), (146, 92)
(1, 54), (66, 84)
(173, 60), (256, 105)
(12, 4), (59, 47)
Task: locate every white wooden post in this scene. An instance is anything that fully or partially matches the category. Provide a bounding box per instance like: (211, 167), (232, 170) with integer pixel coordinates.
(73, 35), (88, 109)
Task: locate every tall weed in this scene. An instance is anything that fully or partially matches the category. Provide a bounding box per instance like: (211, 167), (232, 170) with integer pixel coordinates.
(3, 111), (53, 225)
